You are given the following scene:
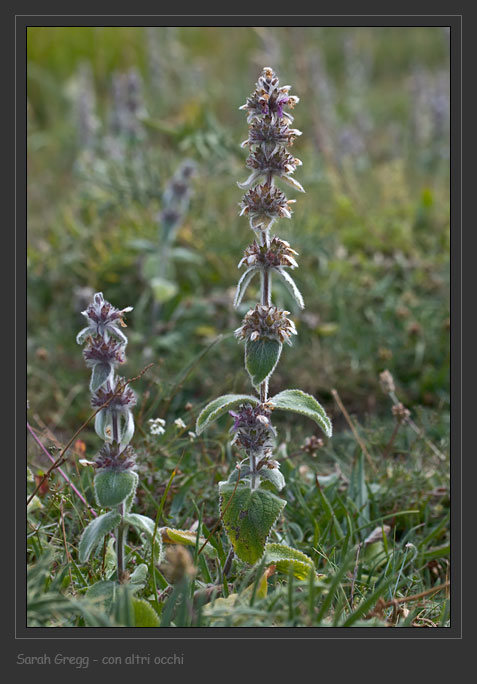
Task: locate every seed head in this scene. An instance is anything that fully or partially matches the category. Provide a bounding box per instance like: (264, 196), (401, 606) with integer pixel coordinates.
(239, 147), (303, 191)
(241, 119), (302, 151)
(238, 236), (299, 270)
(239, 67), (299, 125)
(379, 369), (396, 394)
(240, 184), (295, 231)
(161, 546), (196, 584)
(392, 402), (411, 423)
(234, 304), (297, 345)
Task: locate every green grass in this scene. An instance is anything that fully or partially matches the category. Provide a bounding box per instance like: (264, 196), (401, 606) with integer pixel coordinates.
(27, 26), (449, 628)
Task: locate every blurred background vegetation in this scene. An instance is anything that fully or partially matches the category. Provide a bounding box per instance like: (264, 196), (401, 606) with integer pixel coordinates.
(26, 26), (450, 627)
(27, 25), (449, 430)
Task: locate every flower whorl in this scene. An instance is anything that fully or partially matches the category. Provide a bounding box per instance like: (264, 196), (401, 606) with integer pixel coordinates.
(235, 67), (305, 331)
(77, 292), (136, 470)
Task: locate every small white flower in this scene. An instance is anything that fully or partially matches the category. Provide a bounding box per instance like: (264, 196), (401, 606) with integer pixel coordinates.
(188, 431), (197, 441)
(148, 418), (166, 436)
(174, 418), (187, 429)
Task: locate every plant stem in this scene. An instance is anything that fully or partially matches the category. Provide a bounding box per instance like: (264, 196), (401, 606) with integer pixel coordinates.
(260, 232), (271, 404)
(250, 452), (257, 490)
(111, 389), (127, 582)
(258, 173), (274, 405)
(116, 502), (126, 582)
(223, 547), (234, 577)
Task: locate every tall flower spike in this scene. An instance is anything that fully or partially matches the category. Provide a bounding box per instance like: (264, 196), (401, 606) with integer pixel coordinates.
(77, 293), (164, 584)
(234, 68), (305, 311)
(195, 66), (332, 567)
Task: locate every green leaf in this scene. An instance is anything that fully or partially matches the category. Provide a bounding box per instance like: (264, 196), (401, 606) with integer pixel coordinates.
(128, 564), (148, 593)
(349, 451), (370, 531)
(170, 246), (203, 264)
(160, 527), (215, 558)
(264, 543), (316, 580)
(259, 467), (286, 491)
(276, 267), (304, 309)
(270, 389), (332, 437)
(90, 362), (113, 393)
(85, 580), (116, 615)
(219, 483), (286, 565)
(124, 513), (163, 561)
(27, 494), (43, 513)
(150, 276), (178, 303)
(245, 338), (282, 388)
(234, 267), (258, 308)
(196, 394), (259, 435)
(227, 464), (285, 491)
(114, 585), (134, 627)
(227, 464), (252, 484)
(94, 470), (138, 508)
(132, 598), (160, 627)
(79, 512), (121, 563)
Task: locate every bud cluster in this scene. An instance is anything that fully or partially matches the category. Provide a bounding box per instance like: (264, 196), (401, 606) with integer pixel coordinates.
(159, 159), (196, 242)
(110, 68), (147, 142)
(77, 292), (136, 471)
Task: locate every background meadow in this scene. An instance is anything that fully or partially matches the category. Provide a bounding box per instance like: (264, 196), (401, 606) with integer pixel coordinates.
(27, 26), (450, 627)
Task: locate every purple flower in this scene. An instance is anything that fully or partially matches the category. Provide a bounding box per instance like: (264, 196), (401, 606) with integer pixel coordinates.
(228, 403), (276, 455)
(76, 292), (133, 345)
(95, 442), (137, 471)
(83, 336), (126, 367)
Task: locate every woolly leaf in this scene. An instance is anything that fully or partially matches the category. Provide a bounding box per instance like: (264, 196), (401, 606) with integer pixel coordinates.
(196, 394), (259, 435)
(124, 513), (163, 561)
(219, 483), (286, 564)
(94, 470), (138, 508)
(128, 564), (148, 593)
(245, 337), (282, 388)
(79, 511), (121, 563)
(280, 174), (305, 193)
(264, 542), (316, 580)
(227, 464), (252, 484)
(119, 409), (135, 446)
(234, 267), (258, 308)
(85, 580), (116, 614)
(259, 466), (286, 491)
(132, 598), (160, 627)
(228, 464), (285, 491)
(90, 362), (113, 393)
(270, 389), (332, 437)
(277, 267), (304, 309)
(94, 408), (109, 441)
(114, 584), (134, 627)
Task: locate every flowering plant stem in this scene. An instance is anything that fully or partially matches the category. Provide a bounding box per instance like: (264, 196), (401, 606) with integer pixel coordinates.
(76, 293), (162, 588)
(196, 68), (332, 568)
